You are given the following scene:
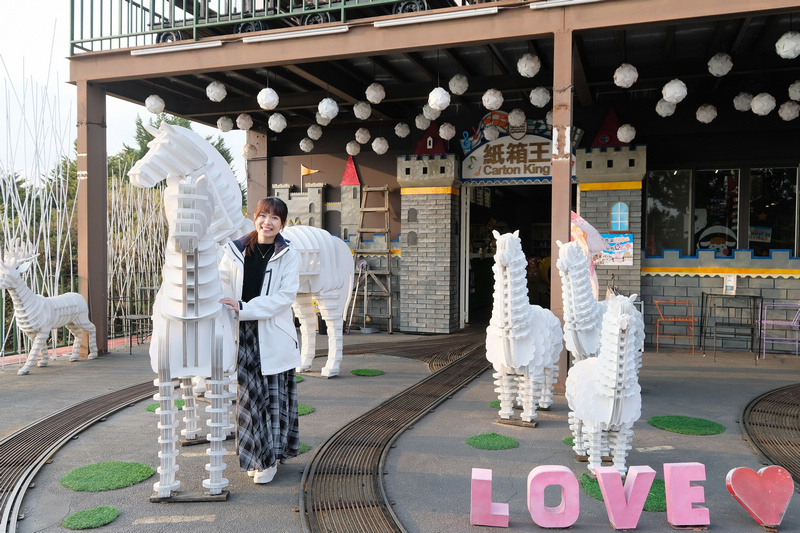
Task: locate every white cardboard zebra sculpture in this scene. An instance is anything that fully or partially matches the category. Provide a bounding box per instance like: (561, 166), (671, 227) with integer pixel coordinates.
(485, 230), (562, 423)
(0, 240), (98, 375)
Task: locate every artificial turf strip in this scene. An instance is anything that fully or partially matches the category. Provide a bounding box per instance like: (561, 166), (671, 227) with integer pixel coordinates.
(647, 415), (726, 435)
(60, 462), (155, 492)
(562, 436), (575, 446)
(296, 375), (304, 383)
(579, 473), (667, 512)
(466, 433), (519, 450)
(350, 369), (385, 376)
(298, 404), (315, 416)
(61, 506), (120, 530)
(144, 399), (185, 412)
(299, 442), (312, 454)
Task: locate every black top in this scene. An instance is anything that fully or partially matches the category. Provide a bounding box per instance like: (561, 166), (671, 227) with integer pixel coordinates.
(242, 242), (274, 302)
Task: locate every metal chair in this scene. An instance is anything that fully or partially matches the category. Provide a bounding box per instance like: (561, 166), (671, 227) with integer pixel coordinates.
(120, 297), (153, 354)
(760, 302), (800, 358)
(654, 298), (695, 354)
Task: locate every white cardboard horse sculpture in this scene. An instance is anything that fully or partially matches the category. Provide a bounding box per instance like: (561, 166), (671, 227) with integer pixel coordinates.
(485, 230), (562, 423)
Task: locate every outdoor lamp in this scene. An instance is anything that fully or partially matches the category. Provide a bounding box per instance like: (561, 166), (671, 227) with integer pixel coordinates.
(354, 101), (372, 120)
(145, 94), (165, 114)
(257, 88), (279, 110)
(268, 113), (287, 132)
(517, 53), (541, 78)
(366, 82), (386, 104)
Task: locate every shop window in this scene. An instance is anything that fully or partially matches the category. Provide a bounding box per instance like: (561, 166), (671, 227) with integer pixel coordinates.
(694, 169), (739, 256)
(645, 170), (692, 256)
(611, 203), (629, 231)
(749, 168), (798, 256)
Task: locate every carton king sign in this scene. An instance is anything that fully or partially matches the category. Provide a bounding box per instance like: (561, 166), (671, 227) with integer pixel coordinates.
(462, 133), (558, 182)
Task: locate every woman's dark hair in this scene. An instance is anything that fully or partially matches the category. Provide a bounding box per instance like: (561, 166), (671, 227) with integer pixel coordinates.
(244, 197), (289, 256)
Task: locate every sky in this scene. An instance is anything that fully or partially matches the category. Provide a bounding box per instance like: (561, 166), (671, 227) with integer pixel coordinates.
(0, 1), (246, 184)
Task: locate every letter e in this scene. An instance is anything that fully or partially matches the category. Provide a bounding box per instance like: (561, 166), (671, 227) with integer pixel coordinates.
(664, 462), (710, 527)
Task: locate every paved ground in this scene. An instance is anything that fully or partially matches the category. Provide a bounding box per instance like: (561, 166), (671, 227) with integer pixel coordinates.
(2, 333), (800, 533)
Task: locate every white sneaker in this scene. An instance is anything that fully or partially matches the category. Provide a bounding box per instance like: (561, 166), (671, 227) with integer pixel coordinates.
(253, 464), (277, 484)
(247, 470), (255, 477)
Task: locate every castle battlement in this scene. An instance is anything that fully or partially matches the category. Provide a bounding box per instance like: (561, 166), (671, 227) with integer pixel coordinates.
(576, 145), (647, 183)
(397, 154), (460, 188)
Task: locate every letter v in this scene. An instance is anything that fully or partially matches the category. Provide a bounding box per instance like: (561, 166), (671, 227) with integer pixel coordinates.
(595, 466), (656, 530)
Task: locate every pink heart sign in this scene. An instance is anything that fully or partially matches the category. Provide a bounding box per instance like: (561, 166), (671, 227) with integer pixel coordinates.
(726, 466), (794, 527)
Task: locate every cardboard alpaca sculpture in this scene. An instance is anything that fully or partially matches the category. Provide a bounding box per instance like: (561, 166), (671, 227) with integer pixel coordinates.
(0, 240), (98, 375)
(485, 230), (562, 423)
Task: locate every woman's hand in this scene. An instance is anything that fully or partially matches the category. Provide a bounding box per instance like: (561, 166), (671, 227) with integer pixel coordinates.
(220, 297), (238, 311)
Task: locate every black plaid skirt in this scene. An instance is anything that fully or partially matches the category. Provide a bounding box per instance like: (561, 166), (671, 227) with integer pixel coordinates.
(237, 320), (300, 472)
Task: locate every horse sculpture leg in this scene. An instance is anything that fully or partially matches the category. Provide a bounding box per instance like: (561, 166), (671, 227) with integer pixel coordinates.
(293, 294), (318, 373)
(180, 377), (202, 442)
(153, 328), (181, 498)
(202, 329), (229, 496)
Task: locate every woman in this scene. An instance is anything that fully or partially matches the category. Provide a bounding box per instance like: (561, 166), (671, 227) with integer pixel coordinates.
(219, 197), (301, 484)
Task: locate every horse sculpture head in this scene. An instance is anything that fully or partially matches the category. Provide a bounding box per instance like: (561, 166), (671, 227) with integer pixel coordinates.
(492, 230), (522, 268)
(129, 123), (209, 189)
(0, 240), (37, 290)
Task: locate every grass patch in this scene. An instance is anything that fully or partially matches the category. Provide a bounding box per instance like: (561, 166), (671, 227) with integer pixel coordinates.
(60, 461), (155, 492)
(579, 473), (666, 512)
(298, 404), (315, 416)
(144, 399), (185, 412)
(648, 415), (726, 435)
(296, 375), (304, 383)
(488, 400), (522, 410)
(466, 433), (519, 450)
(62, 506), (120, 530)
(299, 442), (312, 454)
(562, 436), (575, 446)
(350, 369), (385, 377)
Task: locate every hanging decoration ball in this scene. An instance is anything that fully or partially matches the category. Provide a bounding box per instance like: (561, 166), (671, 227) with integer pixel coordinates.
(346, 140), (361, 156)
(775, 31), (800, 59)
(236, 113), (253, 131)
(300, 138), (314, 153)
(372, 137), (389, 155)
(355, 127), (371, 144)
(529, 87), (551, 108)
(696, 104), (717, 124)
(545, 110), (554, 126)
(415, 114), (431, 130)
(617, 123), (636, 143)
(395, 122), (410, 138)
(307, 124), (323, 141)
(788, 81), (800, 101)
(366, 82), (386, 104)
(145, 94), (165, 114)
(482, 88), (504, 111)
(242, 143), (257, 160)
(662, 79), (688, 104)
(257, 87), (279, 110)
(206, 81), (227, 102)
(217, 116), (234, 132)
(449, 73), (469, 96)
(428, 87), (451, 112)
(423, 104), (441, 120)
(439, 122), (456, 140)
(517, 53), (542, 78)
(318, 97), (339, 120)
(268, 113), (287, 133)
(508, 108), (526, 128)
(733, 92), (754, 112)
(778, 100), (800, 121)
(655, 98), (677, 117)
(751, 92), (776, 116)
(707, 53), (733, 77)
(354, 101), (372, 120)
(613, 63), (639, 88)
(484, 124), (500, 141)
(316, 112), (332, 126)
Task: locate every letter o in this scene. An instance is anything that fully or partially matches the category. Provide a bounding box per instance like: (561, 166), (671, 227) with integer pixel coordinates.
(527, 465), (580, 528)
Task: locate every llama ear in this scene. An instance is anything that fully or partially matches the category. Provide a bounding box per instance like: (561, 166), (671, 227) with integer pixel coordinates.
(556, 240), (564, 248)
(513, 230), (519, 238)
(492, 230), (500, 239)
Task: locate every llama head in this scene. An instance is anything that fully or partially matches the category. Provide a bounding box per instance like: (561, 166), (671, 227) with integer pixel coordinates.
(556, 239), (588, 274)
(0, 240), (37, 290)
(492, 230), (521, 267)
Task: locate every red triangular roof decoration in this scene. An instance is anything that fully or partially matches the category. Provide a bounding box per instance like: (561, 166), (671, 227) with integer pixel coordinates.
(414, 121), (447, 155)
(340, 154), (360, 186)
(591, 108), (624, 149)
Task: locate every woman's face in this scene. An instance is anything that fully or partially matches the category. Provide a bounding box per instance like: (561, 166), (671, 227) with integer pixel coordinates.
(255, 210), (284, 242)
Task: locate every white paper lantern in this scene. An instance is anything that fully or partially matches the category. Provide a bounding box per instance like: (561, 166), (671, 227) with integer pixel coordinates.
(662, 79), (688, 104)
(366, 82), (386, 104)
(355, 127), (371, 144)
(206, 81), (227, 102)
(545, 110), (553, 126)
(484, 124), (500, 141)
(788, 81), (800, 101)
(613, 63), (638, 88)
(145, 94), (165, 114)
(316, 112), (332, 126)
(778, 100), (800, 121)
(733, 92), (753, 112)
(508, 108), (526, 128)
(775, 31), (800, 59)
(415, 114), (431, 130)
(751, 92), (776, 116)
(517, 53), (541, 78)
(300, 138), (314, 153)
(236, 113), (253, 131)
(217, 116), (234, 132)
(449, 74), (469, 96)
(318, 97), (339, 120)
(372, 137), (389, 155)
(268, 113), (287, 133)
(307, 124), (323, 141)
(257, 88), (279, 110)
(395, 122), (410, 138)
(423, 104), (441, 120)
(346, 140), (361, 156)
(242, 143), (257, 160)
(707, 53), (733, 77)
(529, 87), (551, 108)
(482, 89), (504, 111)
(439, 122), (456, 140)
(354, 101), (372, 120)
(655, 99), (677, 117)
(428, 87), (451, 111)
(617, 123), (636, 143)
(696, 104), (717, 124)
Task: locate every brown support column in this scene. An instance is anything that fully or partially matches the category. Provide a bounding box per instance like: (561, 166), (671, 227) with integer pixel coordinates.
(550, 28), (575, 391)
(245, 129), (269, 219)
(76, 80), (109, 355)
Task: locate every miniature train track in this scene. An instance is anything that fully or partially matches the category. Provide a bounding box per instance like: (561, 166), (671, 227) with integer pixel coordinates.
(299, 336), (489, 533)
(0, 381), (156, 533)
(741, 383), (800, 489)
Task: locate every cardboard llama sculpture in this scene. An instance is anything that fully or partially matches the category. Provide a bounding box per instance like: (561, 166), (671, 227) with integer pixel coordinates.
(485, 230), (562, 423)
(0, 240), (98, 375)
(284, 225), (354, 378)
